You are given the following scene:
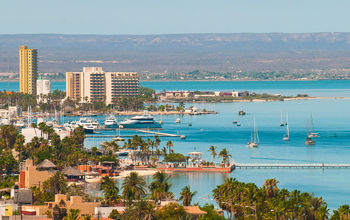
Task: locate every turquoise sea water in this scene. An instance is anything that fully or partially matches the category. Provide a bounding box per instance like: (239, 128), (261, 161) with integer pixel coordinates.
(82, 98), (350, 210)
(2, 80), (350, 97)
(3, 80), (350, 209)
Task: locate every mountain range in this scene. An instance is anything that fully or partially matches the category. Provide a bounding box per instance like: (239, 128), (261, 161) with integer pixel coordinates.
(1, 33), (350, 74)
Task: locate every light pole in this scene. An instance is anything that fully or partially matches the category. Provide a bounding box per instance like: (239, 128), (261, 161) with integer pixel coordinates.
(13, 185), (22, 220)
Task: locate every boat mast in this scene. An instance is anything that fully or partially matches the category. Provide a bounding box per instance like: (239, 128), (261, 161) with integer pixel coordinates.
(310, 113), (313, 134)
(250, 130), (253, 143)
(255, 117), (259, 144)
(286, 114), (289, 138)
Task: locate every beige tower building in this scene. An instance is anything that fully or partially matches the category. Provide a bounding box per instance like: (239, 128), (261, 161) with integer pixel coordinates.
(66, 67), (138, 105)
(19, 46), (38, 95)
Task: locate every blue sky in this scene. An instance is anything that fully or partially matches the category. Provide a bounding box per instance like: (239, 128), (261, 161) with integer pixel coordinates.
(1, 0), (348, 34)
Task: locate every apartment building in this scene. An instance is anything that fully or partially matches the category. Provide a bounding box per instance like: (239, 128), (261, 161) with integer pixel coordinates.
(66, 67), (138, 105)
(19, 45), (38, 95)
(36, 77), (51, 95)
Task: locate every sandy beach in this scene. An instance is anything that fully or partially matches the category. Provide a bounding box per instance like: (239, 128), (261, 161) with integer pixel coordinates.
(113, 170), (159, 179)
(85, 169), (159, 183)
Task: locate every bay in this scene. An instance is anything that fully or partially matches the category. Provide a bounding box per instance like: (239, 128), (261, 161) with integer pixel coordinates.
(2, 80), (350, 210)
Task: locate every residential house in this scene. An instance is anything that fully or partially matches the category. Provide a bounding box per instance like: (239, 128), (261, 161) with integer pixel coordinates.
(22, 194), (101, 217)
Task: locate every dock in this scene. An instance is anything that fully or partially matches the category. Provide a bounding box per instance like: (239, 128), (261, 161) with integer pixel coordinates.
(133, 129), (183, 137)
(86, 129), (185, 139)
(86, 135), (161, 138)
(234, 163), (350, 169)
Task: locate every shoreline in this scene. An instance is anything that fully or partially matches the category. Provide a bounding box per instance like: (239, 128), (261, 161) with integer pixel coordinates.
(62, 96), (349, 117)
(85, 170), (158, 183)
(158, 96), (350, 104)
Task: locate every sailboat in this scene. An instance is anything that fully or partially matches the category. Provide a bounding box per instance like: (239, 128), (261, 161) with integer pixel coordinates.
(305, 114), (315, 145)
(283, 114), (290, 141)
(309, 113), (319, 138)
(232, 111), (238, 124)
(188, 116), (192, 126)
(159, 113), (163, 125)
(280, 111), (285, 127)
(247, 117), (259, 148)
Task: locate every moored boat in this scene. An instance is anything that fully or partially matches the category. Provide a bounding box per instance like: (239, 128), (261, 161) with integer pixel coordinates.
(119, 114), (162, 129)
(104, 115), (119, 128)
(247, 117), (259, 148)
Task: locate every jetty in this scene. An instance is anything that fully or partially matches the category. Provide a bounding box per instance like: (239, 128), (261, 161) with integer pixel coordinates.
(133, 129), (183, 137)
(234, 163), (350, 169)
(86, 129), (185, 139)
(87, 135), (161, 138)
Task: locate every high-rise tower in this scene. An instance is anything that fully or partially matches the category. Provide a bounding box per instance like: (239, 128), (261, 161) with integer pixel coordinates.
(19, 45), (38, 95)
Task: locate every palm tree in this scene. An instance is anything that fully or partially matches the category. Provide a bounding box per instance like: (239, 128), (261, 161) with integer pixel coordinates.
(122, 172), (147, 204)
(31, 122), (37, 136)
(63, 209), (80, 220)
(218, 148), (231, 167)
(166, 141), (173, 154)
(263, 178), (279, 198)
(179, 185), (197, 206)
(149, 171), (174, 203)
(43, 171), (67, 194)
(208, 145), (217, 164)
(122, 200), (155, 220)
(101, 141), (119, 155)
(100, 176), (120, 206)
(38, 122), (46, 138)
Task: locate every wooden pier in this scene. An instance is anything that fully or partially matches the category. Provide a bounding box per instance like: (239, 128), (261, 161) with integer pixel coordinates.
(234, 163), (350, 169)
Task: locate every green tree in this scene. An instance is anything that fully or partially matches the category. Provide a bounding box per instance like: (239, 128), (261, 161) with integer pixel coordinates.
(100, 176), (120, 206)
(164, 153), (187, 163)
(122, 172), (147, 204)
(42, 172), (67, 195)
(199, 204), (225, 220)
(179, 185), (197, 206)
(109, 209), (122, 220)
(155, 203), (190, 220)
(263, 178), (279, 198)
(63, 209), (80, 220)
(166, 140), (173, 154)
(208, 146), (217, 164)
(218, 148), (231, 167)
(149, 171), (174, 203)
(122, 200), (156, 220)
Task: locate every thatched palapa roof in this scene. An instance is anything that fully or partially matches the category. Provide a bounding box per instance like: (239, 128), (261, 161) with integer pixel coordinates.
(61, 166), (84, 176)
(37, 159), (57, 169)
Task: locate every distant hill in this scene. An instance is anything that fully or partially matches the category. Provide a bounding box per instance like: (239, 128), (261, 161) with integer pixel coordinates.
(2, 33), (350, 74)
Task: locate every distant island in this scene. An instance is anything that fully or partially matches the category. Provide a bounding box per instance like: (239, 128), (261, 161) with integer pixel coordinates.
(157, 90), (312, 103)
(1, 70), (349, 82)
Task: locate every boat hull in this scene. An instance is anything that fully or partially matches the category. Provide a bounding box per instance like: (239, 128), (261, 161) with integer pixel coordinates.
(84, 128), (94, 134)
(105, 124), (119, 129)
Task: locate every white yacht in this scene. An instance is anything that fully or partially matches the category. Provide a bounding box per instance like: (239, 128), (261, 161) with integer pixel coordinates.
(104, 115), (119, 128)
(118, 115), (162, 129)
(76, 118), (99, 133)
(175, 118), (181, 123)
